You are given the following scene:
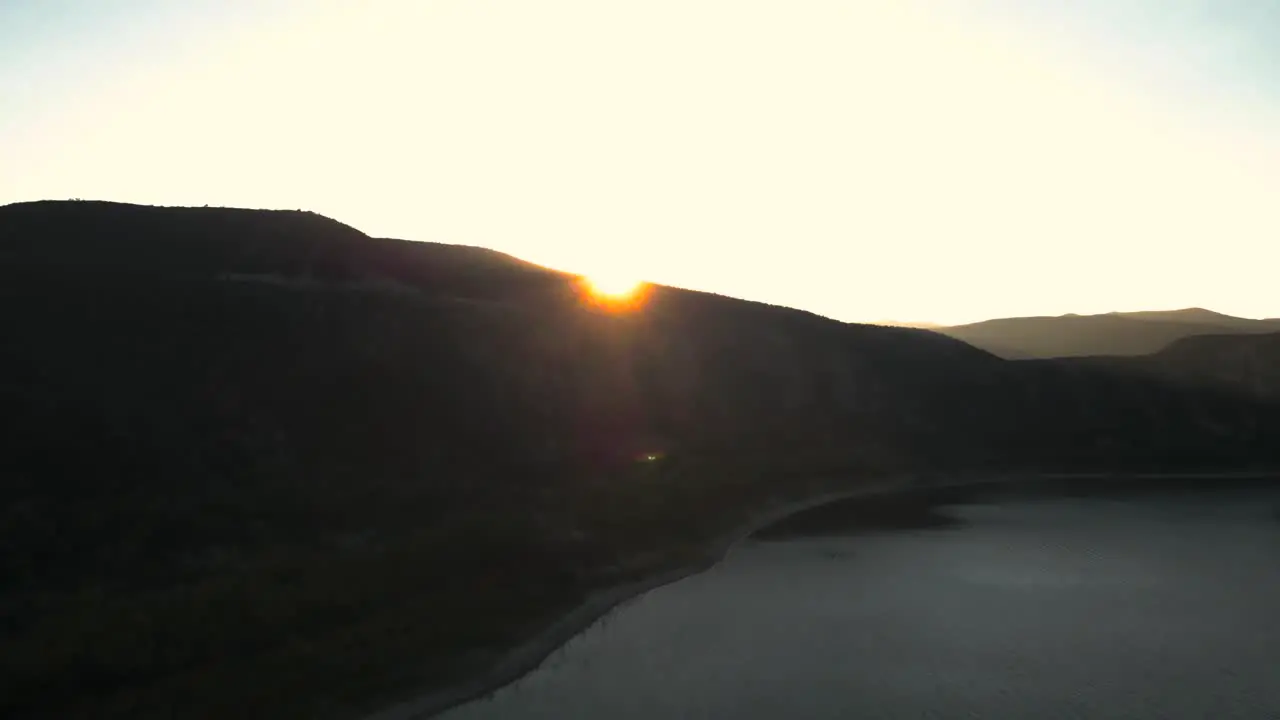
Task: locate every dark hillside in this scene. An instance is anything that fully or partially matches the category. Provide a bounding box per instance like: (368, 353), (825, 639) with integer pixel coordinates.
(1072, 332), (1280, 401)
(3, 200), (1279, 718)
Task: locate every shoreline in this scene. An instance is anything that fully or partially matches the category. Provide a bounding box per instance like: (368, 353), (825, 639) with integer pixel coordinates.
(360, 474), (947, 720)
(361, 470), (1280, 720)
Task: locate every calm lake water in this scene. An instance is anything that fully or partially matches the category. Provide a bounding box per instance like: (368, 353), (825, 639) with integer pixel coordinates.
(441, 478), (1280, 719)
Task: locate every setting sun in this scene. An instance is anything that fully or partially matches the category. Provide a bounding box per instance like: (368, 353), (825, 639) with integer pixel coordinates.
(585, 274), (645, 300)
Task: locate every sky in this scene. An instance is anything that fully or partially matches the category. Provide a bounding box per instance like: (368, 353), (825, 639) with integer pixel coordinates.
(3, 0), (1279, 325)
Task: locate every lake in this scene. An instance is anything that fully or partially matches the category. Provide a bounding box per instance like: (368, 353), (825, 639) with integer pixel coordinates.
(440, 477), (1280, 719)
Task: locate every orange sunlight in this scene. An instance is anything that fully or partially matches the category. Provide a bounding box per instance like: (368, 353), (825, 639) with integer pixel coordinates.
(586, 273), (644, 299)
(578, 272), (648, 311)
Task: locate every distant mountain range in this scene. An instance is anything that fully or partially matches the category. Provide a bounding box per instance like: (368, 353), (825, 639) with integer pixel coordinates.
(926, 309), (1280, 359)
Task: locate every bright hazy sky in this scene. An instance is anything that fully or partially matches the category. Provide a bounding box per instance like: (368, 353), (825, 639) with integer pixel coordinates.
(4, 1), (1278, 324)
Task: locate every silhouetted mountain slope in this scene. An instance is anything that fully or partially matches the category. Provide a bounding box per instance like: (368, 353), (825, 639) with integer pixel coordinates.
(0, 199), (564, 302)
(3, 200), (1279, 718)
(1074, 332), (1280, 401)
(937, 308), (1280, 358)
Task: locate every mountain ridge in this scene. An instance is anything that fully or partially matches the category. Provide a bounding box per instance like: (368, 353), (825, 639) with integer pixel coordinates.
(1074, 331), (1280, 401)
(935, 308), (1280, 359)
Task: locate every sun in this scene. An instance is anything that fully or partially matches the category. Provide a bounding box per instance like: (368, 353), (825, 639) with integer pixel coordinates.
(584, 273), (644, 300)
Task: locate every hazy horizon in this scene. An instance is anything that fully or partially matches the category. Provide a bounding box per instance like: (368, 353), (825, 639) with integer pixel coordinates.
(5, 1), (1280, 325)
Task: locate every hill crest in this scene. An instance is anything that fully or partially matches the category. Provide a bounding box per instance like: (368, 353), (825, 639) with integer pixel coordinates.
(936, 308), (1280, 359)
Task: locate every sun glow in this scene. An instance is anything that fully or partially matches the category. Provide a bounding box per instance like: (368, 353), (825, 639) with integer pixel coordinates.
(585, 273), (645, 300)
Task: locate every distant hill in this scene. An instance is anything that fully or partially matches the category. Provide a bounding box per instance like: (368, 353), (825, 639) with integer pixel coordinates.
(936, 308), (1280, 359)
(1075, 332), (1280, 400)
(3, 200), (1280, 719)
(1110, 308), (1270, 328)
